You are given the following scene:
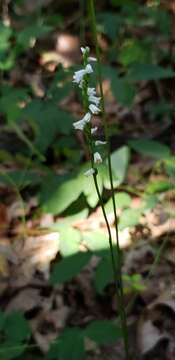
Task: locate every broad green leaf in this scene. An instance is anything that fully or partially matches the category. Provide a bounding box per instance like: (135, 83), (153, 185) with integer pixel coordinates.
(50, 252), (92, 285)
(0, 170), (41, 189)
(17, 24), (53, 48)
(104, 146), (130, 189)
(141, 194), (159, 211)
(40, 175), (84, 215)
(129, 139), (171, 159)
(0, 342), (27, 360)
(119, 39), (150, 66)
(127, 64), (175, 81)
(105, 192), (131, 214)
(146, 181), (174, 194)
(59, 227), (81, 257)
(98, 13), (121, 40)
(83, 230), (109, 253)
(0, 86), (28, 122)
(0, 22), (12, 51)
(163, 157), (175, 177)
(58, 328), (85, 360)
(94, 257), (113, 293)
(4, 312), (31, 342)
(119, 208), (141, 230)
(23, 100), (74, 152)
(84, 320), (122, 344)
(111, 77), (136, 107)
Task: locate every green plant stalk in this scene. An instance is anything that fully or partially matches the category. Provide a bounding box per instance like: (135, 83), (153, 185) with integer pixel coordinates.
(88, 1), (130, 358)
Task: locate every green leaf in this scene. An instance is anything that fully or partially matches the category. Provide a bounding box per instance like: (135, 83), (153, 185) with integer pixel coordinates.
(0, 86), (28, 122)
(111, 77), (136, 107)
(59, 328), (85, 360)
(0, 170), (41, 189)
(83, 230), (109, 253)
(0, 22), (12, 51)
(0, 342), (27, 360)
(163, 157), (175, 177)
(50, 252), (92, 285)
(94, 257), (113, 293)
(129, 139), (171, 159)
(84, 320), (122, 345)
(59, 227), (81, 257)
(98, 13), (121, 40)
(23, 100), (74, 152)
(17, 24), (53, 48)
(40, 175), (84, 215)
(141, 194), (159, 211)
(104, 146), (130, 189)
(146, 180), (174, 194)
(127, 64), (175, 81)
(105, 192), (131, 214)
(119, 208), (141, 230)
(4, 312), (31, 342)
(119, 39), (150, 67)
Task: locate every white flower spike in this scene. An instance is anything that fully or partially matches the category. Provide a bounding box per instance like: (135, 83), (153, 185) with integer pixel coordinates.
(91, 126), (98, 134)
(95, 140), (107, 146)
(81, 46), (90, 55)
(88, 56), (97, 62)
(94, 152), (102, 164)
(85, 64), (93, 74)
(73, 64), (93, 85)
(73, 112), (91, 131)
(89, 103), (100, 114)
(89, 95), (101, 106)
(87, 87), (96, 96)
(84, 168), (95, 177)
(73, 69), (86, 84)
(73, 119), (86, 131)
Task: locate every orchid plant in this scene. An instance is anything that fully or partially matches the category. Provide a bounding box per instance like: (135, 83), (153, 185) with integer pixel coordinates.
(72, 29), (130, 360)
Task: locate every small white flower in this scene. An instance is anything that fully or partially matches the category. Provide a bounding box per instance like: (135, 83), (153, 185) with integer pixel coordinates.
(85, 64), (93, 74)
(94, 152), (102, 164)
(73, 112), (91, 131)
(73, 68), (86, 84)
(91, 126), (98, 134)
(84, 168), (95, 177)
(84, 112), (91, 121)
(87, 87), (96, 96)
(95, 140), (107, 146)
(89, 103), (100, 114)
(73, 119), (86, 131)
(81, 46), (90, 55)
(89, 95), (101, 106)
(88, 56), (97, 62)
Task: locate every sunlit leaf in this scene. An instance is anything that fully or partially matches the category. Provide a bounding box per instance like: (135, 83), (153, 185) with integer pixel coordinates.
(119, 208), (141, 230)
(59, 227), (81, 257)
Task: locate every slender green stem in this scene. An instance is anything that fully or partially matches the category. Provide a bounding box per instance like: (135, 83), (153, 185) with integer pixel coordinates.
(93, 172), (117, 279)
(88, 1), (130, 358)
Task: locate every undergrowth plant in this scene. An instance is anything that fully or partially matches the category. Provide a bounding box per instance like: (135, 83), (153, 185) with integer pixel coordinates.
(72, 4), (130, 357)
